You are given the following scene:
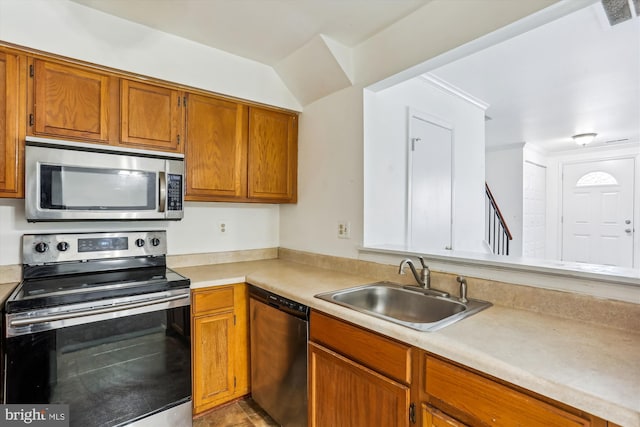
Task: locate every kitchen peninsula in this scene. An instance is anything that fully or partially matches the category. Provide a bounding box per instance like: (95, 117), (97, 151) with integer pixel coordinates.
(172, 250), (639, 427)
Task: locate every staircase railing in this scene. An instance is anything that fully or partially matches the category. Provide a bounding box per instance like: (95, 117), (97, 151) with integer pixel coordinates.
(485, 182), (512, 255)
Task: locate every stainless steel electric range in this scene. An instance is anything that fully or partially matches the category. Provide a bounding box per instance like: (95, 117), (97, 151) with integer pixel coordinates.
(3, 231), (192, 427)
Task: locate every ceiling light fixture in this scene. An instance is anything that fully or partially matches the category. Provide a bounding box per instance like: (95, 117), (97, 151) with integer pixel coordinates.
(572, 133), (598, 146)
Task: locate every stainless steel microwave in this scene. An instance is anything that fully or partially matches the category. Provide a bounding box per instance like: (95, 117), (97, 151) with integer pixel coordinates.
(25, 137), (184, 222)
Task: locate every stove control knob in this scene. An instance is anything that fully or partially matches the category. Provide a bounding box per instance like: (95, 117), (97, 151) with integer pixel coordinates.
(35, 242), (49, 253)
(57, 241), (69, 252)
(135, 238), (145, 248)
(151, 238), (160, 247)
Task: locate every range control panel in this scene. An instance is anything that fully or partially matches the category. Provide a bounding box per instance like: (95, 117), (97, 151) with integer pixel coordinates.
(23, 231), (167, 265)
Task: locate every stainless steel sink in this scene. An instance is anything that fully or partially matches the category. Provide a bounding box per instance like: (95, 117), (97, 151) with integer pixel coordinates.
(315, 281), (491, 332)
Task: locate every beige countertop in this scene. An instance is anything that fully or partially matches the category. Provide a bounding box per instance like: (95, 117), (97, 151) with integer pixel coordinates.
(0, 282), (18, 304)
(177, 259), (640, 427)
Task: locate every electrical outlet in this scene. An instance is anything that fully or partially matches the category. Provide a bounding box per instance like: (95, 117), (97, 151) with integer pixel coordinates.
(337, 221), (351, 239)
(218, 221), (228, 234)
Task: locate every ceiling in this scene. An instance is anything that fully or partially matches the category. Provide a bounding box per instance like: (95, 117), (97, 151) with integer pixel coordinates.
(70, 0), (638, 153)
(71, 0), (429, 65)
(430, 2), (640, 152)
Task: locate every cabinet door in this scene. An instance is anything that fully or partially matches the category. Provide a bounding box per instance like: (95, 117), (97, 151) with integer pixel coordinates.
(191, 284), (248, 415)
(192, 311), (236, 414)
(120, 79), (183, 152)
(424, 356), (591, 427)
(247, 107), (297, 202)
(309, 342), (410, 427)
(30, 59), (114, 143)
(185, 94), (247, 200)
(422, 404), (468, 427)
(0, 49), (25, 198)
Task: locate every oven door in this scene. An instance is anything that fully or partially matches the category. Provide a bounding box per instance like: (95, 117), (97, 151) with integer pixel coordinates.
(4, 292), (191, 427)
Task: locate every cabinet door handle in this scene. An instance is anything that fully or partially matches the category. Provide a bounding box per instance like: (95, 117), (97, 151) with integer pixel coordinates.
(409, 403), (416, 424)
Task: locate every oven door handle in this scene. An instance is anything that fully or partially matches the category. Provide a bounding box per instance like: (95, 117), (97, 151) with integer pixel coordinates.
(9, 293), (189, 327)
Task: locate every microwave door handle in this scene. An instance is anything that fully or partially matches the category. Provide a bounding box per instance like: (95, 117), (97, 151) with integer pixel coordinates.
(159, 171), (166, 213)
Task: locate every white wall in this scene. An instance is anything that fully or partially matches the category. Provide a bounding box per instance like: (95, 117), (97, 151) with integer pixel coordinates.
(279, 0), (572, 260)
(363, 77), (486, 253)
(0, 199), (279, 265)
(486, 144), (524, 256)
(0, 0), (571, 265)
(0, 0), (300, 110)
(0, 0), (291, 266)
(279, 85), (365, 259)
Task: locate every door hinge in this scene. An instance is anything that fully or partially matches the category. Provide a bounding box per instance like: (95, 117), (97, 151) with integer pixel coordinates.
(183, 96), (187, 107)
(29, 64), (34, 77)
(29, 114), (34, 126)
(233, 315), (236, 325)
(409, 403), (416, 424)
(233, 376), (237, 389)
(177, 135), (180, 145)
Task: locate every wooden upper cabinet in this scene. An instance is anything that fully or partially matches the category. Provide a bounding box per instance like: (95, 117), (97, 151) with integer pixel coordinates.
(185, 94), (247, 200)
(0, 49), (26, 198)
(247, 107), (297, 202)
(29, 59), (115, 143)
(120, 79), (184, 153)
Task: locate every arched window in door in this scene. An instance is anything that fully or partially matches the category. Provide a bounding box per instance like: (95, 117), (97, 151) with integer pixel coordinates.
(575, 171), (618, 187)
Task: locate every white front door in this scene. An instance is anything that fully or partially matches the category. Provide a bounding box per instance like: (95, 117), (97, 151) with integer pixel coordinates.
(562, 158), (635, 267)
(407, 111), (453, 251)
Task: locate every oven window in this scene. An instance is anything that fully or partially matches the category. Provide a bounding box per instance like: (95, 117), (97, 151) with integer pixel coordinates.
(5, 307), (191, 427)
(40, 165), (156, 210)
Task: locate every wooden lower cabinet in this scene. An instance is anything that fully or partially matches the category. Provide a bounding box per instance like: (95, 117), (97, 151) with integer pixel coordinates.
(309, 312), (614, 427)
(422, 404), (467, 427)
(191, 284), (249, 414)
(308, 311), (412, 427)
(308, 342), (410, 427)
(419, 354), (607, 427)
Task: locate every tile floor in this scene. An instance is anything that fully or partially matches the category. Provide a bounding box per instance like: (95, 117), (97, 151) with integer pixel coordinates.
(193, 398), (279, 427)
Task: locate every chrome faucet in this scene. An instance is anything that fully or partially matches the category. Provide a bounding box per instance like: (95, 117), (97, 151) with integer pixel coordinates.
(398, 257), (449, 297)
(398, 257), (430, 288)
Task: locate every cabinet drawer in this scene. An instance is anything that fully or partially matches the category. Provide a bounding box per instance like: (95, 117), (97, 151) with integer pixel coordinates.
(192, 286), (235, 315)
(422, 404), (468, 427)
(425, 356), (591, 427)
(310, 310), (411, 384)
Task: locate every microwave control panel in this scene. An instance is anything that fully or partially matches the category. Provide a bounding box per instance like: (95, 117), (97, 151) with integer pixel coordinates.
(167, 174), (183, 211)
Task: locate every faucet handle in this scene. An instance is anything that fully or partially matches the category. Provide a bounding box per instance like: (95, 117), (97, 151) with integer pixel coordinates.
(418, 256), (427, 269)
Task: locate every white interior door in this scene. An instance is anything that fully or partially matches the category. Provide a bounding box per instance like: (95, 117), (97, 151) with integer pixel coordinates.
(523, 161), (547, 259)
(407, 112), (453, 250)
(562, 158), (635, 267)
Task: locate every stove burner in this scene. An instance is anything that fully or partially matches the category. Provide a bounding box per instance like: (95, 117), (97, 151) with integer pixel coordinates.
(6, 231), (190, 314)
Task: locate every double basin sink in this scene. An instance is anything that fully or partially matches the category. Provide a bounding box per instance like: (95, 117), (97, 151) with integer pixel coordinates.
(315, 281), (491, 332)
